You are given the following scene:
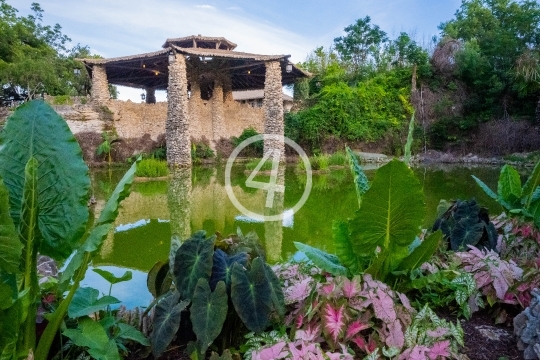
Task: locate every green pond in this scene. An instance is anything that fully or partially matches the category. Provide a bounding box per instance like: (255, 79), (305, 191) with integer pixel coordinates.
(83, 163), (512, 308)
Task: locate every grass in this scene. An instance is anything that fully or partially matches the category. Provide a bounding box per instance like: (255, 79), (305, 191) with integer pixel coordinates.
(328, 151), (346, 166)
(297, 154), (330, 171)
(135, 158), (169, 178)
(245, 159), (275, 171)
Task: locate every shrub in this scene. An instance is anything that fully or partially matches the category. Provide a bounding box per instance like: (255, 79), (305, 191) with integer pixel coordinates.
(328, 151), (346, 166)
(136, 158), (169, 178)
(51, 95), (73, 105)
(297, 154), (330, 171)
(191, 139), (215, 163)
(232, 128), (263, 157)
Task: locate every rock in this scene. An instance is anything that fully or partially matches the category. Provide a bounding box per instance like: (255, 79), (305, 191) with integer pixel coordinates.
(514, 288), (540, 359)
(475, 325), (511, 341)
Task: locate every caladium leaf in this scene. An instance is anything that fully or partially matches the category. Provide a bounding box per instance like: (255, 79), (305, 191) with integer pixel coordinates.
(191, 280), (228, 355)
(231, 257), (272, 333)
(151, 291), (190, 358)
(321, 302), (348, 348)
(0, 100), (90, 260)
(173, 231), (215, 301)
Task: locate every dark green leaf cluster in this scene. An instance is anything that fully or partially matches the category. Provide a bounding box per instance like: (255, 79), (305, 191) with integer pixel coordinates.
(433, 199), (497, 251)
(150, 230), (284, 359)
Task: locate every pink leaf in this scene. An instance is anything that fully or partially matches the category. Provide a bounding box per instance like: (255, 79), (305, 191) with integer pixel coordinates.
(322, 302), (348, 344)
(398, 292), (414, 312)
(428, 340), (451, 359)
(254, 342), (288, 360)
(342, 278), (361, 298)
(371, 288), (397, 323)
(426, 327), (448, 338)
(384, 319), (404, 348)
(321, 283), (336, 296)
(351, 335), (367, 351)
(295, 323), (322, 342)
(345, 319), (370, 340)
(399, 345), (430, 360)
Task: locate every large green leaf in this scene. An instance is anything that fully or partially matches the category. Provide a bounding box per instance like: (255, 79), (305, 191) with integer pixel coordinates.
(67, 287), (120, 318)
(497, 165), (522, 207)
(333, 220), (364, 273)
(261, 262), (285, 319)
(0, 177), (21, 274)
(231, 258), (272, 333)
(0, 100), (90, 260)
(294, 242), (347, 276)
(63, 317), (121, 360)
(350, 160), (425, 277)
(151, 291), (190, 358)
(191, 280), (228, 355)
(397, 231), (442, 272)
(523, 161), (540, 208)
(60, 159), (140, 285)
(147, 260), (172, 298)
(209, 249), (248, 292)
(173, 231), (214, 301)
(93, 269), (132, 285)
(117, 323), (150, 346)
(346, 146), (369, 207)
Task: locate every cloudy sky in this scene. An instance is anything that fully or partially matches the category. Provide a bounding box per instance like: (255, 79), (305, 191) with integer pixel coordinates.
(14, 0), (462, 101)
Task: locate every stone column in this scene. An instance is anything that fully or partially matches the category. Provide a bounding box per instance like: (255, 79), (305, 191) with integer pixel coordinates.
(211, 79), (225, 148)
(167, 168), (192, 269)
(145, 87), (156, 104)
(91, 64), (110, 103)
(263, 61), (284, 159)
(166, 55), (192, 167)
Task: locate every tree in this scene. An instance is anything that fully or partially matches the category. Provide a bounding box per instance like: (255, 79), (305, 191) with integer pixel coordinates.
(514, 49), (540, 122)
(439, 0), (540, 118)
(333, 16), (388, 75)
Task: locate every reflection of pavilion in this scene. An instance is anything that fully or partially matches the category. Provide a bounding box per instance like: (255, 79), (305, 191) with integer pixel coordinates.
(78, 35), (309, 166)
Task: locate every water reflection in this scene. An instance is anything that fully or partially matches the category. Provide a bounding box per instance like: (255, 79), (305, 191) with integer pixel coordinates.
(264, 165), (285, 263)
(168, 168), (192, 267)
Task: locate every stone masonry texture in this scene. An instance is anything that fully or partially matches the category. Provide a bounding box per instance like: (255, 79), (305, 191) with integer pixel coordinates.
(263, 61), (285, 159)
(166, 54), (192, 167)
(91, 65), (110, 103)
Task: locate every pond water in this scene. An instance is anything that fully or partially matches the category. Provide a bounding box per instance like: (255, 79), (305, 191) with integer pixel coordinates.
(83, 163), (514, 308)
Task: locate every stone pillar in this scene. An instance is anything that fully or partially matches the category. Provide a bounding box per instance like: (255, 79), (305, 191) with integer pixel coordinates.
(167, 168), (192, 268)
(211, 79), (225, 148)
(263, 61), (284, 159)
(145, 87), (156, 104)
(91, 64), (110, 103)
(166, 55), (192, 167)
(222, 75), (234, 102)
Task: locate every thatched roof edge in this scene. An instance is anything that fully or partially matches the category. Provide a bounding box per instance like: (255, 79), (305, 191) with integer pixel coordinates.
(163, 35), (237, 49)
(76, 48), (172, 65)
(171, 45), (288, 61)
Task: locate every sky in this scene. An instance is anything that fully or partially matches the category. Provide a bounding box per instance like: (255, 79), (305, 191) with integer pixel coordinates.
(13, 0), (463, 101)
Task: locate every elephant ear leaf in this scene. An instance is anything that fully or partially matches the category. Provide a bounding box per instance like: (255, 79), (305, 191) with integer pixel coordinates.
(173, 234), (214, 301)
(497, 165), (522, 207)
(397, 231), (442, 272)
(0, 177), (21, 274)
(191, 280), (228, 355)
(231, 258), (272, 333)
(523, 162), (540, 208)
(147, 260), (173, 298)
(151, 291), (190, 358)
(346, 146), (369, 207)
(209, 249), (248, 292)
(333, 220), (365, 274)
(294, 242), (347, 276)
(0, 100), (90, 260)
(350, 160), (425, 278)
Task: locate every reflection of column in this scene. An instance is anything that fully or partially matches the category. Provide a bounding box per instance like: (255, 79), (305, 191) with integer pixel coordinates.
(264, 164), (285, 263)
(166, 54), (191, 167)
(263, 61), (284, 159)
(167, 168), (192, 267)
(91, 64), (110, 104)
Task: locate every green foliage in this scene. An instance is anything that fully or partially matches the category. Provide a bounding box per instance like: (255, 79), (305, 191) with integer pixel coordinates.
(346, 146), (369, 207)
(191, 140), (215, 163)
(440, 0), (540, 120)
(68, 287), (120, 318)
(473, 161), (540, 228)
(135, 158), (169, 178)
(328, 151), (346, 166)
(150, 229), (284, 358)
(50, 95), (73, 105)
(293, 242), (347, 276)
(232, 128), (263, 157)
(433, 199), (498, 251)
(147, 260), (172, 298)
(403, 113), (415, 166)
(245, 159), (274, 171)
(96, 131), (118, 165)
(0, 178), (21, 274)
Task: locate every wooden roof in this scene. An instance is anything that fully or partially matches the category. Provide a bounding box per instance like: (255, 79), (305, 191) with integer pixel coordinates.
(77, 37), (310, 91)
(163, 35), (237, 50)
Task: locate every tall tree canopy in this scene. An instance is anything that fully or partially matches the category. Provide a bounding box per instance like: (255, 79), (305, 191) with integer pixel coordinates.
(0, 1), (93, 103)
